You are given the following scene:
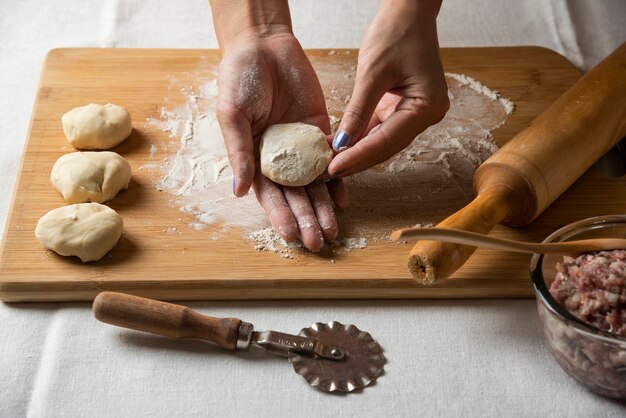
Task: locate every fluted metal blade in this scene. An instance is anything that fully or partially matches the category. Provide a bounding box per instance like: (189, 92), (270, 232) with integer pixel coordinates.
(289, 321), (385, 393)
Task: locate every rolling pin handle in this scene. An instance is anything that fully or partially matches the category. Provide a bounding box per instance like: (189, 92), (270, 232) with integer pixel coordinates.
(408, 184), (513, 284)
(92, 291), (242, 350)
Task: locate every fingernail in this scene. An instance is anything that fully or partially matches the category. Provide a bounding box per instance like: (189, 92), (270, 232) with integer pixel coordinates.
(232, 177), (237, 194)
(332, 130), (351, 150)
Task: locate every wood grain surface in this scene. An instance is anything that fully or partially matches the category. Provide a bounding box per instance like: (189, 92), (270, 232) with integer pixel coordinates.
(3, 47), (618, 302)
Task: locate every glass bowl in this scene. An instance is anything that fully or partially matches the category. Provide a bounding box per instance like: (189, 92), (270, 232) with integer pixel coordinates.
(530, 215), (626, 399)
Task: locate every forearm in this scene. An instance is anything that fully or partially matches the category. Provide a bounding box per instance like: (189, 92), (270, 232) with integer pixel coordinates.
(379, 0), (442, 22)
(376, 0), (441, 44)
(209, 0), (293, 49)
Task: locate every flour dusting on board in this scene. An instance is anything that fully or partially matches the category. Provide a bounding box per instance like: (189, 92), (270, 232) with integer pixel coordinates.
(144, 73), (268, 231)
(143, 61), (514, 258)
(445, 72), (515, 116)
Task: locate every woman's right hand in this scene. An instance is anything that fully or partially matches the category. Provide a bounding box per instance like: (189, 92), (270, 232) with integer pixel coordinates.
(328, 0), (449, 178)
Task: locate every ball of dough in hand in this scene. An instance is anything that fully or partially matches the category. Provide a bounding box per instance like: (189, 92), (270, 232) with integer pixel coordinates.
(35, 203), (123, 262)
(62, 103), (132, 150)
(260, 123), (333, 187)
(51, 151), (132, 204)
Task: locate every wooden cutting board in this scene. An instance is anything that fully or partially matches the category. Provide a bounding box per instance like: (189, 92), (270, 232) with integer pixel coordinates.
(4, 46), (621, 302)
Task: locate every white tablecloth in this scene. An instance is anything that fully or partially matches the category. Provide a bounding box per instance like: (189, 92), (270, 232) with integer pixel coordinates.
(2, 1), (626, 416)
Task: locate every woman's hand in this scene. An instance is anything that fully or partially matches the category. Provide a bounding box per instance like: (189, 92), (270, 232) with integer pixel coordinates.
(210, 0), (347, 251)
(328, 0), (449, 177)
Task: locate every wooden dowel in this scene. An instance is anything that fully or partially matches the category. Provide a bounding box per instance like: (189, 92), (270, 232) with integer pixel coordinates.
(392, 227), (626, 254)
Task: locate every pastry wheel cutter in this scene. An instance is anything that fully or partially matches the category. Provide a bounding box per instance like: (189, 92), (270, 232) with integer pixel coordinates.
(93, 292), (385, 393)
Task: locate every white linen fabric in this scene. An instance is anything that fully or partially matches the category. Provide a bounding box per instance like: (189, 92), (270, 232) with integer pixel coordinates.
(1, 1), (625, 416)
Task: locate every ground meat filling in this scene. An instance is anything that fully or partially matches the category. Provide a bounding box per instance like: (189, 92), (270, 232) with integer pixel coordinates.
(550, 250), (626, 337)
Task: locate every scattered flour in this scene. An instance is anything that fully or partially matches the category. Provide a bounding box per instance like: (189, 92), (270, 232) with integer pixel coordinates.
(339, 237), (368, 251)
(144, 75), (269, 232)
(143, 61), (515, 259)
(413, 222), (435, 229)
(246, 226), (368, 258)
(445, 72), (516, 116)
(246, 227), (293, 254)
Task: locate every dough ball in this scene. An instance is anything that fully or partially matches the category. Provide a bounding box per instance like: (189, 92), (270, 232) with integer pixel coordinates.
(260, 123), (333, 187)
(62, 103), (132, 150)
(35, 203), (123, 262)
(51, 151), (132, 204)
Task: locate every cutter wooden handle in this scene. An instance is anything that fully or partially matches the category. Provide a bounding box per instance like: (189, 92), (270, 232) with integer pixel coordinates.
(409, 42), (626, 284)
(92, 292), (242, 350)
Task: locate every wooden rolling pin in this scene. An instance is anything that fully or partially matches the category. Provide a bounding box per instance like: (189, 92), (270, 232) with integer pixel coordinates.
(408, 42), (626, 284)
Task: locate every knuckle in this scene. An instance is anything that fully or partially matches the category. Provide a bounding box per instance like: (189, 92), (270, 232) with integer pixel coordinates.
(431, 91), (450, 123)
(376, 124), (397, 151)
(227, 149), (251, 168)
(423, 83), (451, 123)
(342, 107), (369, 131)
(216, 101), (241, 124)
(405, 90), (450, 126)
(306, 182), (328, 201)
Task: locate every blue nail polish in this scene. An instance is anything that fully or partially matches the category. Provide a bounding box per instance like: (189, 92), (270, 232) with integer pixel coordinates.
(332, 130), (351, 150)
(232, 177), (237, 193)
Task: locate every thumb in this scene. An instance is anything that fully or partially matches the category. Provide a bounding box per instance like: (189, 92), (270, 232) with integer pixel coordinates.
(216, 101), (255, 197)
(332, 73), (388, 152)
